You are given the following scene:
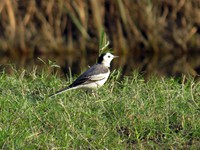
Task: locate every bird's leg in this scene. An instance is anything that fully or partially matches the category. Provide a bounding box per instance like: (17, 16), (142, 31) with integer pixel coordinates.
(91, 90), (98, 98)
(86, 89), (98, 98)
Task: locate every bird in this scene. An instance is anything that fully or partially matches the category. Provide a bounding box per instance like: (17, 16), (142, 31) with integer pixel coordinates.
(49, 52), (118, 97)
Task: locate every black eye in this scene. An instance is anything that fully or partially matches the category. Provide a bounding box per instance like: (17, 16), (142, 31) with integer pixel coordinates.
(108, 55), (110, 58)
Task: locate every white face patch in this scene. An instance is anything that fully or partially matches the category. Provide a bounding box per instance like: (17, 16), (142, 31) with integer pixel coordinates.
(103, 53), (114, 61)
(101, 53), (118, 67)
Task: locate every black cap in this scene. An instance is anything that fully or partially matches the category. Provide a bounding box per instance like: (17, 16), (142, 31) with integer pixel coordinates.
(97, 53), (106, 63)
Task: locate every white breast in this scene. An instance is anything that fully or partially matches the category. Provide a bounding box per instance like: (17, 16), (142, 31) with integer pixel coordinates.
(95, 71), (110, 87)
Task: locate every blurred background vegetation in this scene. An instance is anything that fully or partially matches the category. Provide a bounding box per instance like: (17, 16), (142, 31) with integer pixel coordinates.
(0, 0), (200, 77)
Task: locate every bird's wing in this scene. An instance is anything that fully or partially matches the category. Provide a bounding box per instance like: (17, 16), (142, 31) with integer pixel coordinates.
(69, 73), (107, 87)
(89, 73), (108, 81)
(69, 64), (109, 87)
(68, 76), (90, 87)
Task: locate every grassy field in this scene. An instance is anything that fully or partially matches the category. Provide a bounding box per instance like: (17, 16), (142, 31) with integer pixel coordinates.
(0, 68), (200, 149)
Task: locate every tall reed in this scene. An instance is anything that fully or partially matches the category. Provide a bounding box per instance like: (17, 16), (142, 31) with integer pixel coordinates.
(0, 0), (200, 55)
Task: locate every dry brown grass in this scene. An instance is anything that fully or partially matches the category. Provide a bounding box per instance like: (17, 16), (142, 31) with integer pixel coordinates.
(0, 0), (200, 56)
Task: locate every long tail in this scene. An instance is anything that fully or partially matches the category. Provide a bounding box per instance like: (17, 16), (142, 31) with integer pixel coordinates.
(48, 86), (72, 97)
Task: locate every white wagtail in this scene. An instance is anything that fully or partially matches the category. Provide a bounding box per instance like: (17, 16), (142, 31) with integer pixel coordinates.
(49, 52), (118, 97)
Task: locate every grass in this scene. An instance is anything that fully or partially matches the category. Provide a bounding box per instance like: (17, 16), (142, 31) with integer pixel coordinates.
(0, 68), (200, 149)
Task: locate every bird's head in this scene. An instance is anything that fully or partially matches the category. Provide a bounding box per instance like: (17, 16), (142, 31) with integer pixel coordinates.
(98, 52), (118, 67)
